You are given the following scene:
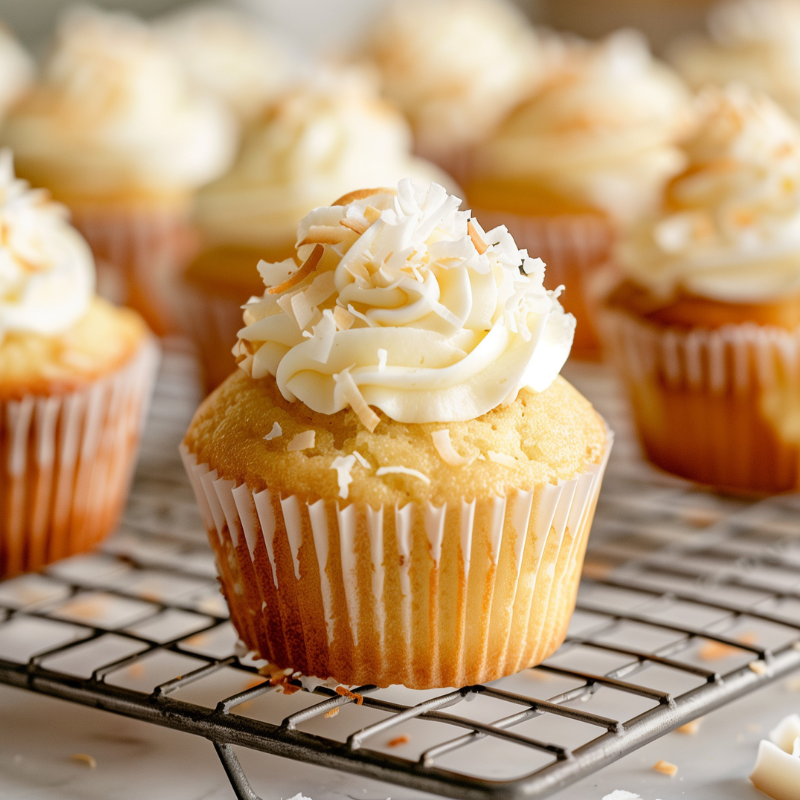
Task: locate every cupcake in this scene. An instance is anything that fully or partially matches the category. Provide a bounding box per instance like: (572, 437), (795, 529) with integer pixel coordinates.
(0, 22), (33, 118)
(0, 151), (158, 577)
(670, 0), (800, 119)
(367, 0), (542, 182)
(181, 179), (611, 689)
(603, 86), (800, 493)
(155, 4), (290, 127)
(184, 70), (454, 390)
(1, 7), (237, 336)
(468, 30), (693, 358)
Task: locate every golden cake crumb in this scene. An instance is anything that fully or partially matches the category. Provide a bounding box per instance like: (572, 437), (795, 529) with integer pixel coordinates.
(388, 734), (410, 747)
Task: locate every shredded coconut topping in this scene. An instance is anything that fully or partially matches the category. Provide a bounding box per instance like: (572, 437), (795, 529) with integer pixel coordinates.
(352, 450), (371, 469)
(264, 422), (282, 440)
(287, 430), (315, 452)
(376, 466), (431, 484)
(431, 430), (477, 467)
(331, 455), (357, 499)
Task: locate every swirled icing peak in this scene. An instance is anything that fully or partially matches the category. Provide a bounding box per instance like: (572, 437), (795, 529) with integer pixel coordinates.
(671, 0), (800, 119)
(368, 0), (541, 152)
(621, 85), (800, 302)
(235, 180), (574, 428)
(1, 7), (237, 194)
(0, 150), (94, 341)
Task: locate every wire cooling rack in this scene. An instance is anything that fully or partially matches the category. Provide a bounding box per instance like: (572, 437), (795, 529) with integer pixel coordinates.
(1, 343), (800, 800)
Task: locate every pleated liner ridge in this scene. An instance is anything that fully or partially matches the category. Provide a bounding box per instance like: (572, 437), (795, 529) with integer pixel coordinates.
(0, 339), (159, 577)
(181, 435), (612, 689)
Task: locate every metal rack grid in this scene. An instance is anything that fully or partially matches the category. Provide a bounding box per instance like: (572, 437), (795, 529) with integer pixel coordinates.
(1, 345), (800, 800)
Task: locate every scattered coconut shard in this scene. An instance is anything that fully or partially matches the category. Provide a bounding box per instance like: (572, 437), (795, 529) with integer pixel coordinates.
(268, 244), (324, 294)
(653, 759), (678, 777)
(264, 422), (282, 440)
(376, 466), (431, 484)
(750, 714), (800, 800)
(601, 792), (641, 800)
(467, 219), (488, 254)
(749, 660), (769, 676)
(324, 707), (340, 718)
(70, 754), (97, 769)
(431, 429), (476, 467)
(287, 430), (315, 452)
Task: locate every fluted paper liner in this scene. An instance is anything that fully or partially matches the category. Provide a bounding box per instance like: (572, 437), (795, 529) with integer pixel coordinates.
(471, 207), (615, 359)
(180, 436), (612, 689)
(0, 339), (159, 576)
(603, 308), (800, 491)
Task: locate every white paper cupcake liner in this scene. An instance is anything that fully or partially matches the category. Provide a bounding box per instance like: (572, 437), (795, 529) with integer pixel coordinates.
(0, 338), (160, 575)
(180, 433), (612, 689)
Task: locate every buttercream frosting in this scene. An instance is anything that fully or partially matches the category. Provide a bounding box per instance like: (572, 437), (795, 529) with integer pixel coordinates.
(0, 23), (33, 117)
(368, 0), (541, 152)
(0, 150), (94, 341)
(671, 0), (800, 119)
(193, 71), (455, 247)
(155, 4), (289, 124)
(1, 7), (237, 196)
(235, 179), (574, 428)
(473, 30), (693, 223)
(621, 85), (800, 302)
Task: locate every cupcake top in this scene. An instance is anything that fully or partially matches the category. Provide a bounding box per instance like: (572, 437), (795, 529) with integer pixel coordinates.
(471, 30), (693, 222)
(234, 179), (575, 430)
(0, 23), (33, 118)
(367, 0), (541, 154)
(155, 4), (289, 124)
(193, 71), (454, 248)
(670, 0), (800, 119)
(1, 7), (237, 199)
(621, 86), (800, 302)
(0, 150), (93, 342)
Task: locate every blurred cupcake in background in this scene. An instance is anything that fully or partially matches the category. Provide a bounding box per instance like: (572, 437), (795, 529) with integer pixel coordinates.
(1, 7), (237, 336)
(468, 30), (693, 358)
(603, 86), (800, 493)
(0, 151), (158, 576)
(366, 0), (542, 182)
(183, 70), (454, 390)
(0, 22), (33, 119)
(155, 3), (290, 128)
(670, 0), (800, 119)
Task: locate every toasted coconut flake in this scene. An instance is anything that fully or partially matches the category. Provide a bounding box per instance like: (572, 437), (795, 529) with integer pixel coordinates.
(70, 754), (97, 769)
(468, 220), (488, 255)
(335, 685), (364, 705)
(268, 244), (323, 295)
(324, 707), (340, 718)
(298, 225), (348, 247)
(332, 187), (394, 206)
(339, 217), (368, 235)
(676, 718), (704, 735)
(432, 430), (476, 467)
(288, 431), (315, 452)
(488, 451), (518, 468)
(333, 305), (355, 330)
(377, 348), (388, 372)
(376, 466), (431, 485)
(331, 455), (356, 499)
(652, 760), (678, 777)
(290, 290), (316, 331)
(388, 734), (410, 747)
(364, 205), (382, 224)
(335, 370), (380, 431)
(353, 450), (370, 469)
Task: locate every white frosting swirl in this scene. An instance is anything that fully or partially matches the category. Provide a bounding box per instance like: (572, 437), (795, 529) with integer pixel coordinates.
(0, 151), (94, 341)
(671, 0), (800, 119)
(193, 71), (455, 247)
(0, 23), (33, 118)
(1, 7), (237, 195)
(368, 0), (541, 153)
(235, 179), (574, 426)
(155, 5), (289, 124)
(621, 86), (800, 302)
(473, 30), (692, 222)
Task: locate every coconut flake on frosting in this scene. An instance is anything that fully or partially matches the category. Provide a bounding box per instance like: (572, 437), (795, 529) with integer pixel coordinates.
(0, 151), (94, 342)
(621, 85), (800, 302)
(1, 7), (237, 195)
(236, 179), (575, 427)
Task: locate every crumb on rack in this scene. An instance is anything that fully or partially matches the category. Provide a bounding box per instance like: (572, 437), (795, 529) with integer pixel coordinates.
(335, 685), (364, 705)
(70, 754), (97, 769)
(324, 707), (340, 718)
(676, 717), (704, 735)
(388, 734), (410, 747)
(749, 660), (769, 676)
(653, 759), (678, 777)
(698, 632), (756, 661)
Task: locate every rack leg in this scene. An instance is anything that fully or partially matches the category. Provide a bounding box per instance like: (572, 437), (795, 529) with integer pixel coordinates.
(214, 741), (263, 800)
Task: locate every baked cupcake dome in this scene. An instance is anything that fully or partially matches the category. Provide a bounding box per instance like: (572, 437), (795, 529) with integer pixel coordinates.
(0, 151), (157, 575)
(182, 181), (610, 688)
(603, 86), (800, 492)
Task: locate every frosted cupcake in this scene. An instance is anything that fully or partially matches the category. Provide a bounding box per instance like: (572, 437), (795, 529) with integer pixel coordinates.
(155, 4), (289, 126)
(468, 30), (693, 358)
(367, 0), (541, 182)
(670, 0), (800, 119)
(181, 179), (611, 689)
(0, 151), (158, 576)
(603, 86), (800, 493)
(184, 71), (453, 389)
(0, 22), (33, 119)
(1, 7), (237, 335)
